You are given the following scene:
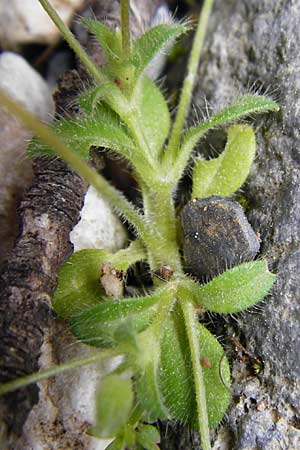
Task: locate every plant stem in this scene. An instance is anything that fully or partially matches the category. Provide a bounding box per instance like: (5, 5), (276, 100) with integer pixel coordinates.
(121, 0), (131, 55)
(0, 90), (151, 242)
(38, 0), (103, 83)
(0, 352), (110, 395)
(142, 186), (182, 271)
(181, 298), (211, 450)
(163, 0), (214, 166)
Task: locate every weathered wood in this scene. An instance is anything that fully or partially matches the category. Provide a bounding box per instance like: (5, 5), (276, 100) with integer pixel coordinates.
(0, 0), (161, 444)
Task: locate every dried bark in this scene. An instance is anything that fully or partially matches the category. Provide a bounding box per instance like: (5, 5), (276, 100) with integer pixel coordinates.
(0, 0), (161, 445)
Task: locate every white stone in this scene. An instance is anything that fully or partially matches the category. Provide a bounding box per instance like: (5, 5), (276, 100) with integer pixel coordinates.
(70, 186), (127, 253)
(0, 0), (85, 49)
(0, 52), (55, 121)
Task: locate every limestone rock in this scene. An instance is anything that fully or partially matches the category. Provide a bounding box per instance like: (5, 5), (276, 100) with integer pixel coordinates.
(190, 0), (300, 448)
(0, 0), (85, 49)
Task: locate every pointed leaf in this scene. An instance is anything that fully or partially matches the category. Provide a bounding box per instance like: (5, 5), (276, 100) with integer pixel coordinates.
(134, 76), (170, 155)
(193, 260), (276, 313)
(71, 291), (162, 348)
(173, 95), (279, 185)
(81, 18), (122, 61)
(53, 249), (110, 319)
(79, 83), (115, 114)
(192, 125), (256, 198)
(131, 24), (188, 76)
(28, 105), (136, 160)
(185, 95), (279, 149)
(93, 374), (134, 438)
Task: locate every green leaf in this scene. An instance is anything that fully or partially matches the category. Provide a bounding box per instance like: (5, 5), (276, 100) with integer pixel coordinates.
(71, 291), (162, 348)
(93, 374), (134, 438)
(28, 105), (136, 160)
(196, 322), (231, 427)
(81, 19), (122, 61)
(159, 307), (231, 427)
(135, 328), (170, 421)
(134, 76), (171, 156)
(104, 438), (124, 450)
(53, 249), (110, 319)
(136, 424), (160, 450)
(159, 306), (195, 423)
(172, 95), (279, 186)
(192, 124), (256, 199)
(185, 95), (279, 148)
(131, 24), (188, 76)
(79, 83), (115, 114)
(193, 260), (276, 313)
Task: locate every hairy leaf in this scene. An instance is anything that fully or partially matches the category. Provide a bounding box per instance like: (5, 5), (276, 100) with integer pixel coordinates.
(131, 24), (188, 76)
(159, 306), (195, 423)
(172, 95), (279, 185)
(196, 322), (231, 427)
(93, 374), (133, 438)
(79, 83), (115, 114)
(159, 306), (231, 427)
(81, 18), (122, 61)
(71, 292), (162, 348)
(134, 76), (170, 155)
(135, 328), (170, 421)
(53, 249), (110, 318)
(28, 105), (135, 160)
(193, 260), (276, 313)
(192, 125), (256, 198)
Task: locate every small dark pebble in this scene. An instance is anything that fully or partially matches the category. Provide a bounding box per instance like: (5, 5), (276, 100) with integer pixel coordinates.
(181, 196), (260, 281)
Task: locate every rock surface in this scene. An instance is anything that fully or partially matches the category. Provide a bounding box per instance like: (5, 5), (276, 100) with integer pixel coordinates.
(189, 0), (300, 448)
(70, 186), (127, 252)
(0, 0), (85, 49)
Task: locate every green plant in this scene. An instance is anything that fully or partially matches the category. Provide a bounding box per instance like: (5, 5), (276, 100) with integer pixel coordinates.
(0, 0), (279, 449)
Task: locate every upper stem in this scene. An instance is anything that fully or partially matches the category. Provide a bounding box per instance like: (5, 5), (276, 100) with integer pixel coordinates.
(38, 0), (103, 83)
(0, 352), (111, 396)
(163, 0), (214, 166)
(121, 0), (131, 55)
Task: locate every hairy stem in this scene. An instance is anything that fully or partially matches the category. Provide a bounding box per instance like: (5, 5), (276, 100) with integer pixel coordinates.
(142, 186), (182, 271)
(0, 90), (152, 242)
(181, 297), (211, 450)
(121, 0), (131, 55)
(0, 352), (112, 396)
(38, 0), (103, 83)
(163, 0), (214, 166)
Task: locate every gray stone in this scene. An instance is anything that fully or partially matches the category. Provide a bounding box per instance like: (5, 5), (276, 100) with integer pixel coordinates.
(191, 0), (300, 448)
(181, 196), (260, 281)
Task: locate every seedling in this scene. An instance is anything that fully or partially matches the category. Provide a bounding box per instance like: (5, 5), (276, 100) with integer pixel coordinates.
(0, 0), (279, 449)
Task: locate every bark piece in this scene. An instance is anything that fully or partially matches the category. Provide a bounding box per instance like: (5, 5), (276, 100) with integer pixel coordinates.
(0, 1), (162, 448)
